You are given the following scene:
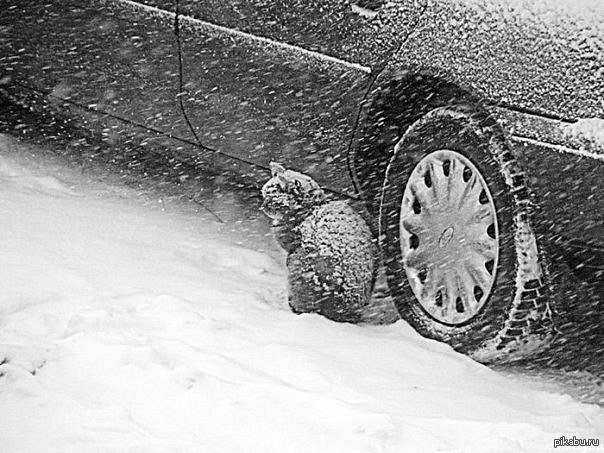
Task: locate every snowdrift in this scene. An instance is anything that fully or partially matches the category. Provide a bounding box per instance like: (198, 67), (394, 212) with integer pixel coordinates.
(0, 135), (601, 452)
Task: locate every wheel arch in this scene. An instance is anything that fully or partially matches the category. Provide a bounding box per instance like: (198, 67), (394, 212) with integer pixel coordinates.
(349, 70), (486, 218)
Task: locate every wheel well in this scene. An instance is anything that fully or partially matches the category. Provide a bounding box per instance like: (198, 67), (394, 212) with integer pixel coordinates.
(351, 72), (480, 217)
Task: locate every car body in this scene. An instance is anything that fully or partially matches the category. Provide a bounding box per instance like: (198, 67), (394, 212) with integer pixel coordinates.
(1, 0), (602, 359)
(2, 0), (602, 240)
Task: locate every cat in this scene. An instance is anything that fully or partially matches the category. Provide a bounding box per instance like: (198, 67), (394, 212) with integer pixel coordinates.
(261, 162), (377, 323)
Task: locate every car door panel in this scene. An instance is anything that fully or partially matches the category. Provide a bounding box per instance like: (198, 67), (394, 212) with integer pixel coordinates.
(1, 0), (192, 139)
(138, 0), (425, 67)
(3, 0), (401, 194)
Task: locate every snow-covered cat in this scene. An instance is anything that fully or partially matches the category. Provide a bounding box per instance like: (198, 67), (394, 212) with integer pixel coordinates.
(261, 162), (377, 323)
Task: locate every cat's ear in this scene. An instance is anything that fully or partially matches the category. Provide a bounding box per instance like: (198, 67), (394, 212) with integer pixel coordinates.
(269, 162), (286, 177)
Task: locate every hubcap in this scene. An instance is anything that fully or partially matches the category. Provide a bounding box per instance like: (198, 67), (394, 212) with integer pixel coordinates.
(399, 149), (499, 325)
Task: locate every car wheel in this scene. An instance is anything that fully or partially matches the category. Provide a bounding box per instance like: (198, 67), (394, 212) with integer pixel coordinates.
(379, 105), (556, 363)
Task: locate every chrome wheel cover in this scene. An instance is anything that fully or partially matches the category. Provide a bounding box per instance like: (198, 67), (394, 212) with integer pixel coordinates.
(399, 149), (499, 325)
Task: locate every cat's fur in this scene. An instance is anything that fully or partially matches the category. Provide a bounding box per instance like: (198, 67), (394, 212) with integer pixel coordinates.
(261, 162), (377, 323)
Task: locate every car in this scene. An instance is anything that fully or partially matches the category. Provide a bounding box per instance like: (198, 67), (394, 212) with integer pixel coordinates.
(1, 0), (602, 363)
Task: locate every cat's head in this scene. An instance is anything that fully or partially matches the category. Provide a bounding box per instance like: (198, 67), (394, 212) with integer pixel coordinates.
(261, 162), (326, 225)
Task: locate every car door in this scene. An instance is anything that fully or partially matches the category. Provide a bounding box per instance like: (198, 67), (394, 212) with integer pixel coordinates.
(2, 0), (424, 194)
(1, 0), (195, 146)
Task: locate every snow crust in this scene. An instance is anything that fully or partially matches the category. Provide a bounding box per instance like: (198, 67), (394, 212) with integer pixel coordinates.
(0, 135), (602, 452)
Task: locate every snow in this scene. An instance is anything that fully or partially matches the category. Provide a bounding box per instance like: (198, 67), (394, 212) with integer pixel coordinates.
(564, 118), (604, 150)
(0, 134), (602, 452)
(351, 4), (379, 20)
(454, 0), (604, 17)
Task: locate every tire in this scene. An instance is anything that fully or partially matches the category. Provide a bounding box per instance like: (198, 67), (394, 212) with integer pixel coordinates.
(378, 105), (556, 363)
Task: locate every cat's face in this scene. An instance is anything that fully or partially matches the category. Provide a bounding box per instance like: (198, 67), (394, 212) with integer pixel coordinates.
(261, 162), (325, 225)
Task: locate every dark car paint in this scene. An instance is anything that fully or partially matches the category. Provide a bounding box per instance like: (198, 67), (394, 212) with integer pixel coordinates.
(2, 0), (373, 193)
(0, 0), (602, 250)
(137, 0), (424, 67)
(176, 14), (368, 191)
(2, 2), (187, 139)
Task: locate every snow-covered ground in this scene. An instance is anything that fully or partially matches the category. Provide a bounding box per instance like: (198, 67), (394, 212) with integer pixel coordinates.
(0, 135), (602, 452)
